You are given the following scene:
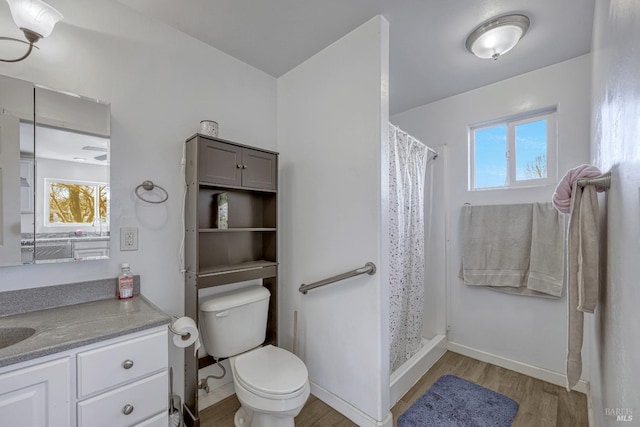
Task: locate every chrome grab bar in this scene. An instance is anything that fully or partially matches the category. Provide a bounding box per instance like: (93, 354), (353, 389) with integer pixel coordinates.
(299, 262), (376, 294)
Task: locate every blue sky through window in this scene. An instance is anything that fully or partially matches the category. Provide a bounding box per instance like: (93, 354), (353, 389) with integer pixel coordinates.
(515, 120), (547, 180)
(474, 125), (507, 188)
(473, 118), (548, 189)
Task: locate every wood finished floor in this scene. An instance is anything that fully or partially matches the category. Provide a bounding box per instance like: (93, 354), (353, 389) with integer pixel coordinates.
(199, 351), (589, 427)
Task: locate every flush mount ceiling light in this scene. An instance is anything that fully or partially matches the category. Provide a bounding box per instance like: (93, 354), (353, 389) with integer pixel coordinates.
(466, 14), (530, 60)
(1, 0), (63, 63)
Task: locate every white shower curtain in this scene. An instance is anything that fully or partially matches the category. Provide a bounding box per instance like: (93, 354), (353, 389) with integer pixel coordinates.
(388, 123), (429, 372)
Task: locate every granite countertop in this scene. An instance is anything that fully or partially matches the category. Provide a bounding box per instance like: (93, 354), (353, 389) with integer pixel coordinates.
(0, 296), (170, 368)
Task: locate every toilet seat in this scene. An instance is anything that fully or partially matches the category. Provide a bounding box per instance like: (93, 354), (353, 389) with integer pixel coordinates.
(234, 345), (308, 398)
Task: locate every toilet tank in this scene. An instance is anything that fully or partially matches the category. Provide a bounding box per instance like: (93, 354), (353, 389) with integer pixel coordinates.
(199, 285), (270, 359)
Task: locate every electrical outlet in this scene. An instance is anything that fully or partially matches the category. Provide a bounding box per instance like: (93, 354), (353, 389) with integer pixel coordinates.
(120, 227), (138, 251)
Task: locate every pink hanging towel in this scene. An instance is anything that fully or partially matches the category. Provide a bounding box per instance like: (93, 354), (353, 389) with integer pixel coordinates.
(552, 164), (605, 214)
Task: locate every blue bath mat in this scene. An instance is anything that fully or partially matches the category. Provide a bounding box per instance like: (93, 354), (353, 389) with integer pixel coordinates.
(397, 374), (518, 427)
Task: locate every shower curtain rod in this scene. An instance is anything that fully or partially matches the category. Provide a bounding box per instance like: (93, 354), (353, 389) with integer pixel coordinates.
(390, 123), (438, 159)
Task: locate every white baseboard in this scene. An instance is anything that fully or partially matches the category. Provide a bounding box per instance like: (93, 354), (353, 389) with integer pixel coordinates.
(198, 382), (236, 410)
(310, 382), (393, 427)
(446, 341), (589, 394)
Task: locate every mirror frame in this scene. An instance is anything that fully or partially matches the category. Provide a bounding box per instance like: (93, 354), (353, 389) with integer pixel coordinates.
(0, 73), (111, 267)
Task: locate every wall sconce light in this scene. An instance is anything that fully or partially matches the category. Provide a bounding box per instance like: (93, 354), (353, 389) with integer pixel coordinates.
(1, 0), (63, 63)
(466, 14), (530, 60)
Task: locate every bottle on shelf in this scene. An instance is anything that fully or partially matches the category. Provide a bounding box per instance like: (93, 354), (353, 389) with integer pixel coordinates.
(118, 263), (134, 299)
(217, 192), (228, 229)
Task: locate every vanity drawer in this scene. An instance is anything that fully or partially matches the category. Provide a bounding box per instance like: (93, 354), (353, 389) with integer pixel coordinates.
(77, 370), (168, 427)
(77, 330), (167, 397)
(134, 412), (168, 427)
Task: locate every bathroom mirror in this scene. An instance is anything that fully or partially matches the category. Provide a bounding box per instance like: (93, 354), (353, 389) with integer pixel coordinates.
(0, 74), (110, 266)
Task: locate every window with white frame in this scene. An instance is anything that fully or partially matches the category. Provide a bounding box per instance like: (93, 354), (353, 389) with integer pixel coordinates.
(469, 110), (557, 190)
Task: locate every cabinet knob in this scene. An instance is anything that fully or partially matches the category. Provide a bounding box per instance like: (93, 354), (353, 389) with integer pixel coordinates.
(236, 164), (242, 169)
(122, 404), (134, 415)
(122, 360), (134, 369)
(242, 164), (247, 169)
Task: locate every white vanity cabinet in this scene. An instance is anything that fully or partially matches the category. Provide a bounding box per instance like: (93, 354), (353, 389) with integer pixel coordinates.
(0, 357), (71, 427)
(76, 329), (168, 427)
(0, 326), (168, 427)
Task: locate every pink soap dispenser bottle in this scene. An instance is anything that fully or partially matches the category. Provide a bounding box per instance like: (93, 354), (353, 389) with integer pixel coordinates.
(118, 263), (134, 299)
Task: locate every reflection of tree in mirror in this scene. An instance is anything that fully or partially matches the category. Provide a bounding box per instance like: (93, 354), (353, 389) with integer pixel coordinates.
(48, 182), (108, 224)
(98, 185), (108, 221)
(523, 155), (547, 179)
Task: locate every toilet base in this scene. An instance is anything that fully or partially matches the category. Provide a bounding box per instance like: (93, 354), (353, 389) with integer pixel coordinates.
(233, 407), (253, 427)
(234, 406), (295, 427)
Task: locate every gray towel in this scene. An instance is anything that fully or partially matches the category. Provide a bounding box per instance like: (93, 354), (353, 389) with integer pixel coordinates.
(528, 203), (565, 297)
(566, 181), (600, 390)
(461, 203), (564, 298)
(577, 185), (600, 312)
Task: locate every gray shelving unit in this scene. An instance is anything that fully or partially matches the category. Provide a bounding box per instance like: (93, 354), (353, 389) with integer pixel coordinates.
(183, 134), (278, 427)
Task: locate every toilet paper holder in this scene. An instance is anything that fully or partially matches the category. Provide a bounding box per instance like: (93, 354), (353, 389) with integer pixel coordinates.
(169, 315), (192, 341)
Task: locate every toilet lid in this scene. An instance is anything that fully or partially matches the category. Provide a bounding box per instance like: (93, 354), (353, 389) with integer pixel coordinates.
(234, 345), (308, 396)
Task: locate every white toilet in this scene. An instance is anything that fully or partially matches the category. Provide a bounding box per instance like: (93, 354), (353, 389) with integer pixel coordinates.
(199, 285), (310, 427)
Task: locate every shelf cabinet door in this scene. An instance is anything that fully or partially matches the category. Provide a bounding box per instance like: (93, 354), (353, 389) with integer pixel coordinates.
(199, 139), (242, 187)
(197, 138), (277, 191)
(242, 148), (277, 190)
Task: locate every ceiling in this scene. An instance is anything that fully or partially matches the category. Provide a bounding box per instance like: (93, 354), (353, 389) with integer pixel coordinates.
(20, 124), (109, 166)
(118, 0), (595, 115)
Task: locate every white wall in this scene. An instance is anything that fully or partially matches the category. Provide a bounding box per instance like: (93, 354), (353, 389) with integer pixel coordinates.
(589, 1), (640, 424)
(392, 55), (592, 381)
(0, 0), (276, 402)
(421, 144), (447, 339)
(278, 16), (391, 426)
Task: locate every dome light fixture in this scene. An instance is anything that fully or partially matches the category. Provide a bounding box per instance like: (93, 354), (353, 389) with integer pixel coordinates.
(466, 14), (530, 60)
(1, 0), (63, 63)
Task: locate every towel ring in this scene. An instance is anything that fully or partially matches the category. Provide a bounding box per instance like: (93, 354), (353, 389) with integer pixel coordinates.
(135, 180), (169, 204)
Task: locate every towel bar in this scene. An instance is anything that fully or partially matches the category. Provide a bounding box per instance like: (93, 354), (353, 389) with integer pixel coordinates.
(576, 172), (611, 190)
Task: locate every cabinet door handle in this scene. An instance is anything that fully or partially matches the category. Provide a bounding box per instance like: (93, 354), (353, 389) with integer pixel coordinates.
(242, 164), (247, 169)
(122, 404), (134, 415)
(236, 164), (242, 169)
(122, 360), (134, 369)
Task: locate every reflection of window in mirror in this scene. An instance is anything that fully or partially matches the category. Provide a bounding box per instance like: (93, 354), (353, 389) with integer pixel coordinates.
(21, 123), (110, 238)
(46, 180), (108, 229)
